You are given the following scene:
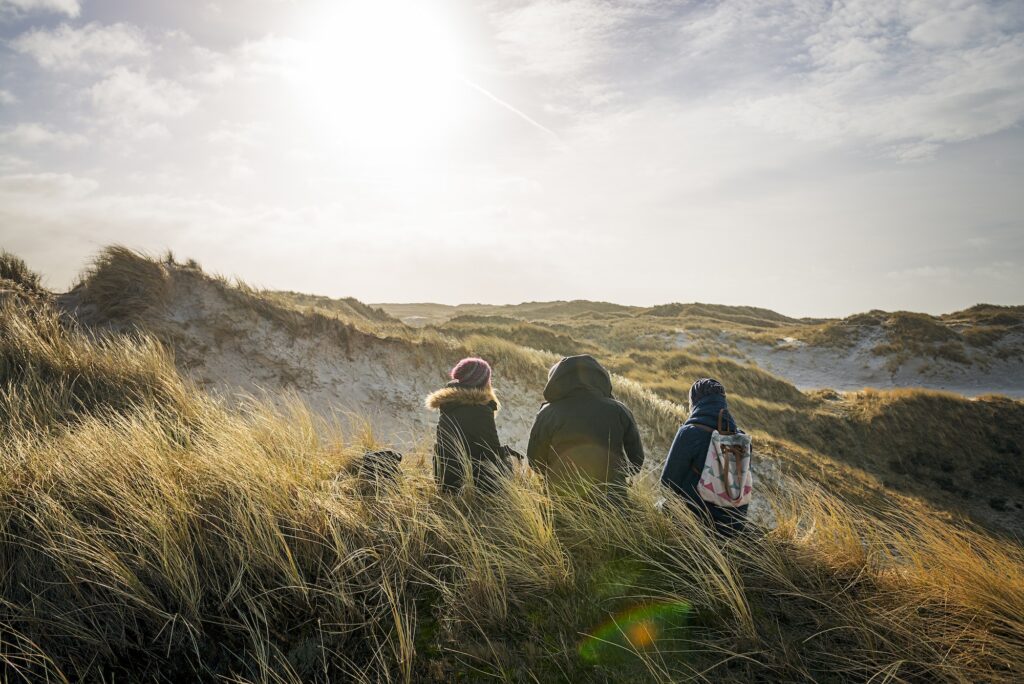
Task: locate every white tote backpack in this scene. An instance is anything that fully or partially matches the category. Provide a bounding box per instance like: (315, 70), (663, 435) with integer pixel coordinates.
(691, 409), (753, 507)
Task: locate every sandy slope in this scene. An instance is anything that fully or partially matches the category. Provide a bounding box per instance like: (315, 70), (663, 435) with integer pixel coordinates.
(152, 273), (547, 453)
(734, 332), (1024, 398)
(171, 279), (779, 517)
(663, 327), (1024, 398)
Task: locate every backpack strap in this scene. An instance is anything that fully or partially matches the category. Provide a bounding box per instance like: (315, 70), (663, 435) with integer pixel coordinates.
(691, 412), (733, 434)
(688, 423), (715, 475)
(717, 409), (736, 436)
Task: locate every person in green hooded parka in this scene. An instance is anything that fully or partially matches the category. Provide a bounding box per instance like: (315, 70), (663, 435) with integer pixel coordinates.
(526, 355), (644, 493)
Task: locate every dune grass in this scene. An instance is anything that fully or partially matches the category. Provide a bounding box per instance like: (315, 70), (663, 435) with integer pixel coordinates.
(437, 316), (600, 357)
(65, 247), (1024, 536)
(2, 294), (1024, 682)
(0, 251), (46, 297)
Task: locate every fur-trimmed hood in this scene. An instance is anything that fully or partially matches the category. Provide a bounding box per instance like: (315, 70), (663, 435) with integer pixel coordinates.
(425, 385), (500, 411)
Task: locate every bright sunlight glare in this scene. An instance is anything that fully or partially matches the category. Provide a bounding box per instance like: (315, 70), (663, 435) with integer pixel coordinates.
(293, 0), (466, 156)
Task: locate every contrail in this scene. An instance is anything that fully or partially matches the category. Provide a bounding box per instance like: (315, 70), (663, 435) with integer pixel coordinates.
(461, 77), (560, 140)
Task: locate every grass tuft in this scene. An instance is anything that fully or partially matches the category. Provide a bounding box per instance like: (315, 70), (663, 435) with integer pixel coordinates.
(0, 250), (46, 296)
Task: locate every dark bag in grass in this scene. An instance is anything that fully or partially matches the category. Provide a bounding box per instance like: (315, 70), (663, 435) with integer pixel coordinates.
(359, 450), (403, 482)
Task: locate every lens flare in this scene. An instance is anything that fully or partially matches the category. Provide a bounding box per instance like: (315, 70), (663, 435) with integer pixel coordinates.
(579, 601), (692, 664)
(627, 618), (659, 648)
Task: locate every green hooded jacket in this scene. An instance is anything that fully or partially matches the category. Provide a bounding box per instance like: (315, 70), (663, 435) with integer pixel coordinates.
(526, 355), (644, 491)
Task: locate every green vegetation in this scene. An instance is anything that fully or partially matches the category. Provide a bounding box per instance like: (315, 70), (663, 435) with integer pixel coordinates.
(943, 304), (1024, 328)
(595, 349), (1024, 533)
(73, 245), (173, 323)
(869, 312), (970, 366)
(67, 248), (1024, 535)
(642, 302), (803, 328)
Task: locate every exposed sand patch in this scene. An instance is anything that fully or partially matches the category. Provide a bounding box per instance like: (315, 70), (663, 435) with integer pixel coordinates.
(746, 335), (1024, 398)
(673, 329), (1024, 398)
(158, 274), (546, 453)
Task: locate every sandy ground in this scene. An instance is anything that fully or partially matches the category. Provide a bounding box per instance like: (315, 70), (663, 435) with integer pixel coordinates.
(156, 274), (547, 454)
(680, 329), (1024, 398)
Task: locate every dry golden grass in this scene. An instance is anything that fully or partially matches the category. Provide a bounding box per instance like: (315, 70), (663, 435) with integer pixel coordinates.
(67, 247), (1024, 535)
(68, 247), (1024, 538)
(0, 250), (46, 297)
(73, 245), (173, 324)
(2, 294), (1024, 682)
(391, 298), (1024, 365)
(437, 316), (600, 357)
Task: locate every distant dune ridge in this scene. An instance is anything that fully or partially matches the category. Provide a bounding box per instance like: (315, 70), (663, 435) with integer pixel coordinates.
(1, 246), (1023, 681)
(376, 300), (1024, 398)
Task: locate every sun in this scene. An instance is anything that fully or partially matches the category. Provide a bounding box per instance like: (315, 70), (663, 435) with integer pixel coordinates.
(292, 0), (466, 156)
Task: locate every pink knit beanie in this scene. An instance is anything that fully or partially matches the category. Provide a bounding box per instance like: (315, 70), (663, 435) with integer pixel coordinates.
(450, 357), (492, 388)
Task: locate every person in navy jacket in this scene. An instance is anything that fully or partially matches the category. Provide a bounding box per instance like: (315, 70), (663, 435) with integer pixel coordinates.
(660, 378), (748, 535)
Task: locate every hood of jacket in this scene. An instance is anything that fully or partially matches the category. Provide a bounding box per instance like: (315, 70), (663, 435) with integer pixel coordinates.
(688, 378), (725, 407)
(425, 384), (499, 411)
(685, 393), (737, 432)
(543, 355), (612, 403)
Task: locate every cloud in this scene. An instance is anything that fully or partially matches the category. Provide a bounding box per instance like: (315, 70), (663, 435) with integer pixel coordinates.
(886, 265), (957, 280)
(0, 89), (17, 104)
(180, 34), (308, 90)
(0, 122), (87, 148)
(233, 35), (306, 79)
(667, 0), (1024, 157)
(486, 1), (1024, 156)
(0, 0), (79, 18)
(0, 172), (97, 199)
(493, 0), (637, 78)
(10, 22), (149, 71)
(908, 3), (1005, 49)
(886, 261), (1022, 289)
(0, 0), (1021, 314)
(90, 67), (198, 128)
(0, 154), (29, 172)
(206, 121), (269, 147)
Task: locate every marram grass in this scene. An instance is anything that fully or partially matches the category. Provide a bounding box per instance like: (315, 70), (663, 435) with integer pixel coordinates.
(1, 299), (1023, 682)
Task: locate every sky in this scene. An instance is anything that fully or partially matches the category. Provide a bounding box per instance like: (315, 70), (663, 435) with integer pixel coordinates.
(0, 0), (1022, 317)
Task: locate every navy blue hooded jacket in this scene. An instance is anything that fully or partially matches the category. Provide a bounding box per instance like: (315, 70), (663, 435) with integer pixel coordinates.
(660, 392), (740, 503)
(662, 379), (749, 534)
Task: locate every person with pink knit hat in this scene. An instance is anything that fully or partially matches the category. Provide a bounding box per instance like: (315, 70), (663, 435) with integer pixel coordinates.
(426, 357), (511, 493)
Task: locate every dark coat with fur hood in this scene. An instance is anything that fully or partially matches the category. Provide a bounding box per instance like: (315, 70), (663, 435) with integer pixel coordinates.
(426, 383), (508, 493)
